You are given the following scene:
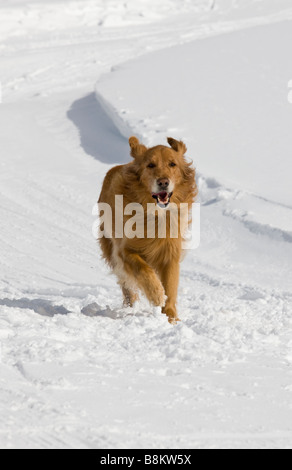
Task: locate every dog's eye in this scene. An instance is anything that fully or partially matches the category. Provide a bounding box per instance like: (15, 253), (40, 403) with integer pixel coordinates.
(169, 162), (176, 167)
(147, 163), (156, 169)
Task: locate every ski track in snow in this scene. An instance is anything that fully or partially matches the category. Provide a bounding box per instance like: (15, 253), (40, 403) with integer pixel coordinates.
(0, 0), (292, 449)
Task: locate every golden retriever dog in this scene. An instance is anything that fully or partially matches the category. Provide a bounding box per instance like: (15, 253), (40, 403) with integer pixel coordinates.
(98, 136), (197, 324)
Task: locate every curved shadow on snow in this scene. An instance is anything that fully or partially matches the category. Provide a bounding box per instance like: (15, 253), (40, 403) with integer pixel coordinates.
(67, 93), (131, 164)
(0, 298), (69, 317)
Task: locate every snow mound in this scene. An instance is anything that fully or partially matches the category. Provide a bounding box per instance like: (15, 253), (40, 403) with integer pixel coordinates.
(96, 21), (292, 207)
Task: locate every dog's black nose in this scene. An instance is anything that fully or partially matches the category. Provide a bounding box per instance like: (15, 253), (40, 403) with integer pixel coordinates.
(157, 178), (169, 189)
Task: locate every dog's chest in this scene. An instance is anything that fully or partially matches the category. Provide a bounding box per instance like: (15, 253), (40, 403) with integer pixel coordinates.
(143, 236), (181, 265)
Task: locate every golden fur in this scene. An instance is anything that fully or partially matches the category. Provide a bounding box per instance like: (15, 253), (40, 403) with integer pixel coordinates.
(98, 137), (197, 324)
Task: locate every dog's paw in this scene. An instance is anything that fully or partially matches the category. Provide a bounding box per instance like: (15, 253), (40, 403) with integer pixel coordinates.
(168, 316), (181, 325)
(163, 307), (180, 325)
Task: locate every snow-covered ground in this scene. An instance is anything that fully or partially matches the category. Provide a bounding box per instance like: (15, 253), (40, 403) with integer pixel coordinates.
(0, 0), (292, 449)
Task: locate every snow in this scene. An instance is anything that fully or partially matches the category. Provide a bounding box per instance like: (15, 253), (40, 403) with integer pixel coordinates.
(0, 0), (292, 449)
(96, 22), (292, 207)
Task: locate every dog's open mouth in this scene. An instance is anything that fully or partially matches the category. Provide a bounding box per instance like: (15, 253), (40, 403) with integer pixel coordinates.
(152, 191), (173, 208)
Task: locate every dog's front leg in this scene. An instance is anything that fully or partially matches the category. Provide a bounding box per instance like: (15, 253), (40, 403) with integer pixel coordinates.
(122, 249), (166, 308)
(160, 261), (180, 324)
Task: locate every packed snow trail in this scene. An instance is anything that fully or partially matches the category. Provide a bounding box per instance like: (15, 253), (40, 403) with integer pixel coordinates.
(0, 0), (292, 449)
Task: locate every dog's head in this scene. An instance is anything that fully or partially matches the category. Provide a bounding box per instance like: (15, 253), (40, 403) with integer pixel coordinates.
(128, 136), (196, 208)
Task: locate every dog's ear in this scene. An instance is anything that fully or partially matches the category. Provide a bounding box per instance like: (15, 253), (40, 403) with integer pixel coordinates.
(129, 136), (147, 159)
(167, 137), (187, 156)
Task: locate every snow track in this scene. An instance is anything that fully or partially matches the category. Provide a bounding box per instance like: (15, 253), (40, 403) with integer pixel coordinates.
(0, 0), (292, 449)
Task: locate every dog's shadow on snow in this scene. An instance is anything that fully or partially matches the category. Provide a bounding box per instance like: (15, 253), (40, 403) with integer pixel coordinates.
(0, 298), (138, 320)
(67, 93), (130, 164)
(81, 302), (129, 320)
(81, 302), (152, 320)
(0, 298), (70, 317)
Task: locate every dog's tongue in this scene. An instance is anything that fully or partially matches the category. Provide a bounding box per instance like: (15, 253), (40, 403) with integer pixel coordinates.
(153, 191), (168, 202)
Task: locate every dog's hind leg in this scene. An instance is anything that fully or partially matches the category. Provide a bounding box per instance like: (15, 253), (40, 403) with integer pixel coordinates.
(121, 285), (139, 307)
(111, 243), (140, 308)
